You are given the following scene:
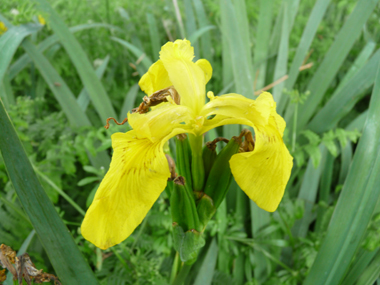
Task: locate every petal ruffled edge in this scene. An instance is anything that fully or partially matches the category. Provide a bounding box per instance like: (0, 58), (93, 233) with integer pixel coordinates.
(139, 59), (173, 95)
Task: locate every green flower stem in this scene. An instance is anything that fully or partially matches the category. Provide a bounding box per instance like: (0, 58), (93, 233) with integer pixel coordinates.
(292, 102), (298, 152)
(170, 252), (181, 284)
(172, 263), (192, 285)
(188, 134), (205, 191)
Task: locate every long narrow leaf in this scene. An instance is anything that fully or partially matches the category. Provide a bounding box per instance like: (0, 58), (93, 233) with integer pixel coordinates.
(291, 0), (379, 128)
(120, 83), (140, 121)
(111, 37), (153, 71)
(272, 3), (290, 104)
(278, 0), (332, 112)
(20, 37), (110, 168)
(8, 23), (117, 80)
(0, 75), (14, 110)
(308, 50), (380, 134)
(34, 0), (117, 122)
(341, 248), (379, 285)
(220, 0), (254, 98)
(232, 0), (252, 77)
(146, 13), (161, 60)
(77, 55), (110, 111)
(284, 0), (332, 91)
(253, 0), (274, 90)
(189, 26), (216, 45)
(22, 39), (91, 127)
(0, 98), (99, 284)
(334, 41), (376, 94)
(304, 46), (380, 285)
(192, 0), (213, 61)
(292, 145), (326, 237)
(0, 23), (41, 83)
(184, 0), (200, 58)
(356, 251), (380, 285)
(193, 239), (218, 285)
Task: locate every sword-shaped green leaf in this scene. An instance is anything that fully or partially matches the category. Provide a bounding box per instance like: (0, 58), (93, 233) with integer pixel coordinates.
(304, 45), (380, 285)
(0, 98), (99, 284)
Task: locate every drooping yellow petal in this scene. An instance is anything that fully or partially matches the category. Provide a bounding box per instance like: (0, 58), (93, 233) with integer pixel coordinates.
(229, 123), (293, 212)
(201, 92), (293, 212)
(82, 102), (193, 249)
(139, 60), (173, 95)
(81, 131), (170, 249)
(160, 39), (206, 114)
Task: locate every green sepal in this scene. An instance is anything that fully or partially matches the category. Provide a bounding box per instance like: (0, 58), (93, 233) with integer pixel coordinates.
(182, 230), (205, 264)
(189, 134), (205, 191)
(197, 194), (216, 230)
(204, 137), (241, 208)
(172, 223), (205, 264)
(172, 222), (185, 253)
(202, 144), (217, 180)
(175, 135), (193, 191)
(170, 177), (201, 232)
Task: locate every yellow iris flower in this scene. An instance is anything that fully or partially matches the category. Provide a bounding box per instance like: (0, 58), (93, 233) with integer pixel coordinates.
(81, 39), (293, 250)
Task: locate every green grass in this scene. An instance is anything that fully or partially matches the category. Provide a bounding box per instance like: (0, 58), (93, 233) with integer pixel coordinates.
(1, 0), (380, 284)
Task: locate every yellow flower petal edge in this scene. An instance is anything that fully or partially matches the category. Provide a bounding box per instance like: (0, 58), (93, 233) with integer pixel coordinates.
(201, 92), (293, 212)
(139, 60), (173, 95)
(195, 59), (212, 84)
(160, 39), (206, 114)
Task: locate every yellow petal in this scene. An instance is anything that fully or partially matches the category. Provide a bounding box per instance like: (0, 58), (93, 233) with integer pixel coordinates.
(160, 39), (206, 114)
(195, 59), (212, 84)
(82, 103), (193, 249)
(200, 92), (271, 134)
(229, 126), (293, 212)
(138, 60), (173, 95)
(128, 101), (195, 141)
(201, 92), (293, 211)
(81, 131), (170, 249)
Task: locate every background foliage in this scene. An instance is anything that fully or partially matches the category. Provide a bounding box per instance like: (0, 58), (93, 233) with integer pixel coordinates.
(1, 0), (380, 284)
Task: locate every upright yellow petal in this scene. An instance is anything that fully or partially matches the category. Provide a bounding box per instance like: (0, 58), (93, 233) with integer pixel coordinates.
(160, 40), (206, 114)
(139, 60), (172, 95)
(201, 92), (293, 212)
(195, 59), (212, 84)
(81, 131), (170, 249)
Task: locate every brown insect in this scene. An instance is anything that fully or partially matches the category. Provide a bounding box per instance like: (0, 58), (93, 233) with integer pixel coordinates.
(104, 86), (180, 129)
